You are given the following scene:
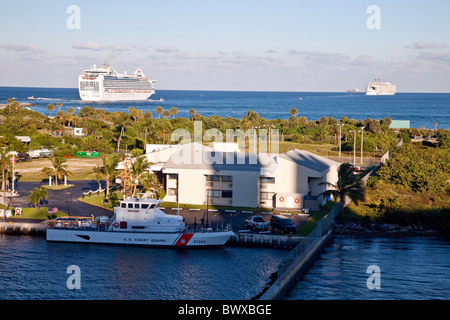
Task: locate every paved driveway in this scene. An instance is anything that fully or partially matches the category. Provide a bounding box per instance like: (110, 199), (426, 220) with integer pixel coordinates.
(6, 180), (310, 233)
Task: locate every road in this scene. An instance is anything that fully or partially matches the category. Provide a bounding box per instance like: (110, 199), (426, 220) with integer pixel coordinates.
(5, 180), (310, 234)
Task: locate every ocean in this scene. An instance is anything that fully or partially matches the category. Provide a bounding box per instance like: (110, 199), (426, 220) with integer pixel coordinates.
(283, 236), (450, 300)
(1, 87), (449, 129)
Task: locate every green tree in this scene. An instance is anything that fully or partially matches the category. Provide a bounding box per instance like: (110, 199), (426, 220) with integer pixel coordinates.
(289, 108), (298, 118)
(101, 154), (121, 202)
(320, 163), (365, 212)
(85, 165), (104, 191)
(155, 106), (163, 119)
(27, 187), (48, 211)
(170, 107), (178, 118)
(162, 110), (171, 119)
(41, 156), (72, 186)
(0, 147), (12, 190)
(47, 104), (55, 117)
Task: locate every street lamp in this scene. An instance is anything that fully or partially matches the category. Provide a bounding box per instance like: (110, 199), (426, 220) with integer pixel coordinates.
(337, 123), (345, 160)
(349, 130), (360, 165)
(360, 127), (365, 165)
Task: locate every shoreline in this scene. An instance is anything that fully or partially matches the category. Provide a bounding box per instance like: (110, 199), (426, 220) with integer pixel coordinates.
(333, 221), (444, 237)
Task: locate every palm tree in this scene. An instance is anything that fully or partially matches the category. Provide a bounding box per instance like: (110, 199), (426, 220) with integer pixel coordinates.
(101, 154), (121, 202)
(47, 104), (55, 117)
(57, 102), (63, 112)
(0, 147), (12, 191)
(155, 106), (163, 119)
(170, 107), (178, 118)
(320, 163), (365, 212)
(41, 156), (72, 186)
(85, 165), (103, 191)
(131, 155), (151, 196)
(289, 108), (298, 118)
(27, 187), (48, 211)
(162, 110), (171, 119)
(189, 108), (195, 117)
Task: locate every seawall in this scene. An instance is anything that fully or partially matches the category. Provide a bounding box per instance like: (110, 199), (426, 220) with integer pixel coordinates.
(258, 228), (333, 300)
(0, 221), (47, 235)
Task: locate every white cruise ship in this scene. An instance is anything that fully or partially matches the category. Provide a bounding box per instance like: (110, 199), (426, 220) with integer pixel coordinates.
(78, 64), (156, 101)
(365, 79), (396, 95)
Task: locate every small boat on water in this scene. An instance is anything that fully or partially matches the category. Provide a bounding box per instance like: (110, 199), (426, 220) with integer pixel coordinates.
(46, 196), (235, 247)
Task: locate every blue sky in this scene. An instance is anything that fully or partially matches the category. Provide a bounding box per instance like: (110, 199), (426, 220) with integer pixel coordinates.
(0, 0), (449, 92)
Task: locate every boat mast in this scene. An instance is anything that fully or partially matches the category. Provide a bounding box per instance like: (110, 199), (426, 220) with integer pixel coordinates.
(118, 158), (137, 198)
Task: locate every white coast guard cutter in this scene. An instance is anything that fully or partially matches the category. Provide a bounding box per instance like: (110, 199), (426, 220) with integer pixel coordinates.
(46, 196), (234, 247)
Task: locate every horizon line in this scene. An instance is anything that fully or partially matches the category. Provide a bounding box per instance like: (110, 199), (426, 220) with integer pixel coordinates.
(0, 85), (449, 94)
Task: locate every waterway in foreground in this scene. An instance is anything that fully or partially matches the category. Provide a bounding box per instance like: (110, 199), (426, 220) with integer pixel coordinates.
(283, 236), (450, 300)
(0, 235), (287, 300)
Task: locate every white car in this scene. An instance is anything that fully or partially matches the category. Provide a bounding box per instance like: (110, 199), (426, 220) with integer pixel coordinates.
(245, 216), (269, 231)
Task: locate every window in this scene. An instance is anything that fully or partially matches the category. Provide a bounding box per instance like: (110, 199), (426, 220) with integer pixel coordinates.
(141, 204), (149, 209)
(222, 175), (232, 182)
(121, 203), (126, 208)
(127, 203), (133, 209)
(260, 177), (275, 183)
(134, 204), (140, 209)
(149, 204), (156, 209)
(206, 175), (220, 181)
(168, 174), (178, 180)
(208, 190), (220, 198)
(260, 192), (275, 200)
(168, 188), (178, 196)
(222, 190), (232, 198)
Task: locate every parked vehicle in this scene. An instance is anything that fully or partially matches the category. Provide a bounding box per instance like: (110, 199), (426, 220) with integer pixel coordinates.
(270, 215), (296, 234)
(245, 215), (269, 231)
(17, 153), (31, 162)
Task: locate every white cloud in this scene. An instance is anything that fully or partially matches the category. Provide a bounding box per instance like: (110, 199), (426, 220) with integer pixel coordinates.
(156, 46), (179, 53)
(72, 42), (129, 51)
(410, 42), (449, 50)
(0, 43), (40, 52)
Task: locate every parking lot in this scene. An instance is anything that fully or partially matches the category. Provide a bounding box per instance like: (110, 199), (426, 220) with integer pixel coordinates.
(6, 180), (310, 235)
(162, 207), (310, 234)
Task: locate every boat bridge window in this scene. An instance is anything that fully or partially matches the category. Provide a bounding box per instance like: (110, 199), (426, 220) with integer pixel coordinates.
(141, 204), (149, 209)
(150, 204), (156, 209)
(134, 204), (140, 209)
(128, 203), (133, 209)
(121, 203), (127, 208)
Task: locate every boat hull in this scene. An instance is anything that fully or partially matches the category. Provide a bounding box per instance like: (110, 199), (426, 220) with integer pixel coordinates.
(46, 228), (234, 247)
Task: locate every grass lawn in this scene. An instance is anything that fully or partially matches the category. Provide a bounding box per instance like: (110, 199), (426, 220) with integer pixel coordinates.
(15, 157), (103, 182)
(4, 207), (66, 220)
(295, 201), (337, 237)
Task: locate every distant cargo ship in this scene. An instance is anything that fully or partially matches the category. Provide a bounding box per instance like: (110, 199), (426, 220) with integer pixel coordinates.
(78, 64), (156, 101)
(365, 79), (396, 95)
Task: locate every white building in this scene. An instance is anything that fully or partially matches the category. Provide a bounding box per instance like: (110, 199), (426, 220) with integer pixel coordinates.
(153, 143), (339, 211)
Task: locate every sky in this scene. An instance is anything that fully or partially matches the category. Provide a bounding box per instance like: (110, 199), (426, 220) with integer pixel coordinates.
(0, 0), (449, 92)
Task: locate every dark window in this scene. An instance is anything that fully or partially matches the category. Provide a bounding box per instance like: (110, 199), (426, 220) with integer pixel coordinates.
(121, 203), (126, 208)
(222, 190), (233, 198)
(127, 203), (133, 209)
(134, 204), (140, 209)
(222, 175), (233, 182)
(207, 175), (220, 181)
(141, 204), (149, 209)
(261, 177), (275, 183)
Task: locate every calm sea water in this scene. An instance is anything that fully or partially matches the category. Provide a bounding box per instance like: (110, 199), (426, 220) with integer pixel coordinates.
(1, 87), (449, 129)
(0, 235), (286, 300)
(283, 236), (450, 300)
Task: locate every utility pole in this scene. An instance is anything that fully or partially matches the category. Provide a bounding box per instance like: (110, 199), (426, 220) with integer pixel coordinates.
(338, 123), (344, 160)
(360, 127), (365, 165)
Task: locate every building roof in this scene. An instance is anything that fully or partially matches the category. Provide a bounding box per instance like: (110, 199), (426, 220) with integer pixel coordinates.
(279, 149), (340, 172)
(162, 143), (276, 172)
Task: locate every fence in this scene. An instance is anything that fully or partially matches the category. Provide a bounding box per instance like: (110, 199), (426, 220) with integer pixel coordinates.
(276, 203), (340, 279)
